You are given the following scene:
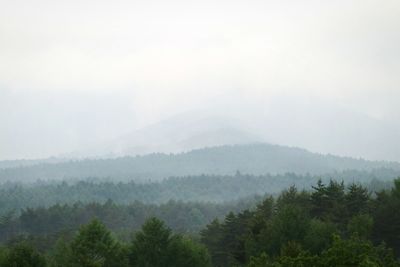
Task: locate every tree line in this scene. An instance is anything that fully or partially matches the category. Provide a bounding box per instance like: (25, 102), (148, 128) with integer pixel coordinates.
(1, 179), (400, 266)
(0, 218), (211, 267)
(201, 179), (400, 266)
(0, 170), (396, 214)
(0, 197), (258, 250)
(2, 144), (400, 183)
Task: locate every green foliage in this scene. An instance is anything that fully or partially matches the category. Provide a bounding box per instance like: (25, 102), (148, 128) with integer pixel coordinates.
(130, 217), (211, 267)
(346, 183), (370, 215)
(347, 214), (373, 239)
(311, 180), (346, 224)
(47, 237), (75, 267)
(246, 252), (271, 267)
(69, 219), (127, 267)
(0, 242), (47, 267)
(243, 197), (274, 259)
(277, 252), (319, 267)
(200, 219), (226, 266)
(269, 205), (310, 255)
(0, 199), (256, 248)
(201, 179), (400, 266)
(320, 235), (399, 267)
(167, 236), (212, 267)
(372, 178), (400, 256)
(0, 179), (400, 266)
(1, 168), (398, 216)
(130, 218), (171, 267)
(303, 219), (337, 254)
(0, 173), (348, 214)
(247, 251), (319, 267)
(246, 236), (400, 267)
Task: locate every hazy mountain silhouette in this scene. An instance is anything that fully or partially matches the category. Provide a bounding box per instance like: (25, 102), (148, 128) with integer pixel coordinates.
(62, 96), (400, 162)
(1, 143), (399, 183)
(64, 113), (263, 158)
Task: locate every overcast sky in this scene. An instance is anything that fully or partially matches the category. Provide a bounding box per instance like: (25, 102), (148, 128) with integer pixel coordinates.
(1, 0), (400, 160)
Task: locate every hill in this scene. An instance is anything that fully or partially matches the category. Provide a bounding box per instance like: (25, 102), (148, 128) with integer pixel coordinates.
(1, 143), (399, 183)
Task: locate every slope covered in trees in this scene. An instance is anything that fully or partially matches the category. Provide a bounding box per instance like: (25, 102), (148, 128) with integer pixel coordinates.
(1, 179), (400, 266)
(0, 170), (397, 214)
(0, 198), (257, 246)
(1, 144), (400, 183)
(0, 218), (212, 267)
(201, 179), (400, 266)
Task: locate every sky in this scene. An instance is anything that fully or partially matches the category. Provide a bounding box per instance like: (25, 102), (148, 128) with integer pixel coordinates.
(1, 0), (400, 160)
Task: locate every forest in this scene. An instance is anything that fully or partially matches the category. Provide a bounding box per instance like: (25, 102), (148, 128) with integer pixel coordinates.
(0, 178), (399, 266)
(0, 170), (396, 214)
(0, 147), (399, 267)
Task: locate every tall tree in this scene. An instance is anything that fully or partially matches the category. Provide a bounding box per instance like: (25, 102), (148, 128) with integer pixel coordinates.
(130, 217), (172, 267)
(70, 219), (127, 267)
(345, 183), (370, 216)
(130, 217), (211, 267)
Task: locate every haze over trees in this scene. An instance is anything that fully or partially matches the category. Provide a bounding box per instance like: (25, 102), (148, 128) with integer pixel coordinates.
(1, 179), (400, 266)
(1, 144), (400, 183)
(1, 144), (400, 265)
(0, 170), (396, 215)
(2, 0), (400, 265)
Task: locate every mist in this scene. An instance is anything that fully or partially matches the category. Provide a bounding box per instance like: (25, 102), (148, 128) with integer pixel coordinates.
(3, 1), (400, 265)
(1, 0), (400, 161)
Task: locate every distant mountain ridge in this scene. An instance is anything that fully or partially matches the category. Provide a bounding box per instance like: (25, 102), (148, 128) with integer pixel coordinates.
(60, 98), (400, 162)
(1, 143), (399, 183)
(0, 157), (68, 170)
(63, 114), (263, 158)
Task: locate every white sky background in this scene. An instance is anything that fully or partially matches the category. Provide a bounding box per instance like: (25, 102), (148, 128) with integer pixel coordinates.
(1, 0), (400, 160)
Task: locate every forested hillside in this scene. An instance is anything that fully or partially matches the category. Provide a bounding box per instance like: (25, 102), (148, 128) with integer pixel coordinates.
(1, 144), (400, 183)
(0, 197), (258, 245)
(0, 170), (397, 214)
(200, 178), (400, 266)
(1, 179), (400, 266)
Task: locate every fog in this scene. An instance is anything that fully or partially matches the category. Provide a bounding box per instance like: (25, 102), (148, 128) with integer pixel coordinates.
(1, 0), (400, 161)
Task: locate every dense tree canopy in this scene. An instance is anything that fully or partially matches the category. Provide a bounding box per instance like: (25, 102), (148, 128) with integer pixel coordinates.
(200, 179), (400, 266)
(130, 217), (211, 267)
(0, 179), (399, 266)
(0, 170), (396, 215)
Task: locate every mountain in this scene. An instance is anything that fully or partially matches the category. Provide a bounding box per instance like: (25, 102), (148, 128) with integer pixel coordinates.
(60, 94), (400, 162)
(1, 143), (399, 183)
(63, 114), (263, 158)
(0, 157), (68, 170)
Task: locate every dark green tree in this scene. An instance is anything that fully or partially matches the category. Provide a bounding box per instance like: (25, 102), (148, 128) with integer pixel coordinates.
(345, 183), (370, 216)
(311, 180), (346, 225)
(167, 235), (211, 267)
(200, 219), (226, 266)
(372, 178), (400, 256)
(269, 204), (310, 255)
(70, 219), (127, 267)
(244, 197), (274, 259)
(347, 214), (373, 240)
(130, 217), (172, 267)
(320, 235), (399, 267)
(303, 219), (337, 254)
(130, 217), (211, 267)
(48, 236), (76, 267)
(0, 242), (47, 267)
